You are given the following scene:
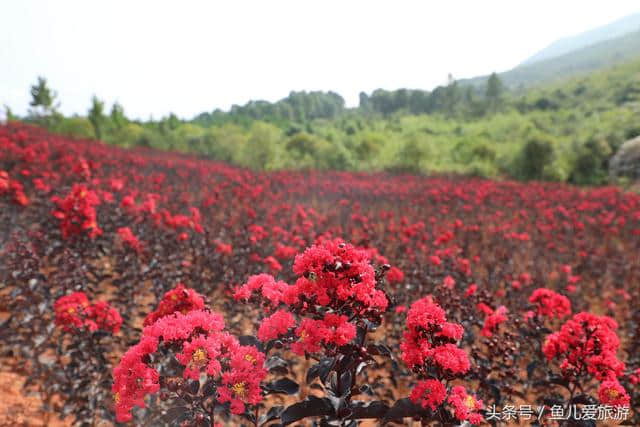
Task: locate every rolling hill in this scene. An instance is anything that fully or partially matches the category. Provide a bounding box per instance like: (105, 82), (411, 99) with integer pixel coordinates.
(521, 11), (640, 65)
(461, 14), (640, 91)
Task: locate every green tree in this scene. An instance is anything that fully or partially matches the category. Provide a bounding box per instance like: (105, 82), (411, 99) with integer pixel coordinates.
(3, 105), (16, 122)
(485, 72), (505, 113)
(29, 76), (58, 117)
(110, 102), (127, 129)
(569, 136), (612, 185)
(88, 95), (106, 138)
(517, 137), (555, 180)
(238, 122), (281, 170)
(395, 135), (428, 173)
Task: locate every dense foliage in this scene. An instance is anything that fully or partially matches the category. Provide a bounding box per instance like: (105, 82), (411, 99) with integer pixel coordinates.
(14, 57), (640, 185)
(1, 123), (639, 426)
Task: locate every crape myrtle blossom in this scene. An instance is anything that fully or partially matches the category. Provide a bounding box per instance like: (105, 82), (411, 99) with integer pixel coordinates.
(543, 311), (631, 408)
(400, 296), (470, 375)
(447, 386), (484, 424)
(235, 240), (391, 357)
(112, 309), (266, 422)
(143, 283), (205, 326)
(481, 305), (508, 337)
(528, 288), (571, 319)
(543, 312), (624, 381)
(51, 184), (102, 238)
(117, 226), (142, 252)
(54, 292), (121, 334)
(402, 297), (484, 424)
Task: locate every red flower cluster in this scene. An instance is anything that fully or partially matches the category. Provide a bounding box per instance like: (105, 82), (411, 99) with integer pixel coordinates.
(0, 170), (28, 205)
(54, 292), (121, 334)
(409, 379), (446, 411)
(54, 292), (89, 331)
(51, 184), (102, 238)
(117, 227), (142, 252)
(290, 313), (356, 355)
(217, 346), (266, 414)
(529, 288), (571, 319)
(481, 305), (508, 337)
(386, 266), (404, 284)
(112, 310), (266, 421)
(233, 273), (292, 306)
(400, 296), (470, 375)
(543, 312), (628, 406)
(290, 239), (388, 312)
(143, 284), (205, 326)
(236, 241), (391, 357)
(214, 240), (233, 255)
(599, 379), (631, 407)
(257, 309), (296, 342)
(447, 386), (484, 424)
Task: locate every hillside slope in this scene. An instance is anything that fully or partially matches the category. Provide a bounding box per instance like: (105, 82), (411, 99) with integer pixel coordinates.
(521, 11), (640, 65)
(461, 29), (640, 90)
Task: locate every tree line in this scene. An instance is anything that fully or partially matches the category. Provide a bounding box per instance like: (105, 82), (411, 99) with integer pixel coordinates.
(7, 61), (640, 185)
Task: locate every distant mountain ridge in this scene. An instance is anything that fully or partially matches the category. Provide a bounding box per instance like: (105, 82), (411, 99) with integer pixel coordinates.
(521, 11), (640, 66)
(460, 23), (640, 91)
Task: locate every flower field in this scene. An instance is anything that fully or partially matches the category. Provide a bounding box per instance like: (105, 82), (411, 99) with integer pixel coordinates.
(1, 122), (639, 426)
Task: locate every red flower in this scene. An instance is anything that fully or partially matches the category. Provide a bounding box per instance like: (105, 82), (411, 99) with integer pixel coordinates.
(143, 284), (205, 326)
(291, 239), (388, 312)
(113, 310), (264, 422)
(85, 301), (122, 334)
(481, 306), (508, 337)
(322, 313), (356, 346)
(447, 386), (484, 425)
(476, 302), (494, 316)
(291, 318), (328, 355)
(465, 284), (477, 297)
(217, 368), (264, 414)
(409, 379), (446, 411)
(117, 227), (142, 252)
(263, 256), (282, 273)
(529, 288), (571, 319)
(257, 310), (296, 342)
(401, 297), (469, 376)
(54, 292), (90, 331)
(598, 379), (630, 407)
(443, 275), (455, 289)
(51, 184), (102, 239)
(386, 266), (404, 284)
(215, 241), (233, 255)
(176, 334), (223, 380)
(431, 344), (471, 374)
(543, 312), (624, 382)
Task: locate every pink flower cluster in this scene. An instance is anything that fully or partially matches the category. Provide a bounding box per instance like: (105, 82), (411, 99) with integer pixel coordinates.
(480, 305), (508, 337)
(408, 381), (484, 425)
(112, 310), (266, 422)
(54, 292), (121, 334)
(543, 312), (629, 407)
(0, 170), (29, 206)
(51, 184), (102, 238)
(528, 288), (571, 319)
(117, 227), (142, 252)
(400, 296), (470, 375)
(447, 386), (484, 424)
(291, 239), (388, 312)
(143, 283), (205, 326)
(235, 240), (392, 356)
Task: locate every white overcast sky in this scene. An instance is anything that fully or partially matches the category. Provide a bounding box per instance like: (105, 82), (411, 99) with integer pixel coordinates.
(1, 1), (639, 119)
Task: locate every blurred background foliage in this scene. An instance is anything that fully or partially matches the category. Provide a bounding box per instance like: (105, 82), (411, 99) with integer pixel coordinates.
(14, 57), (640, 185)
